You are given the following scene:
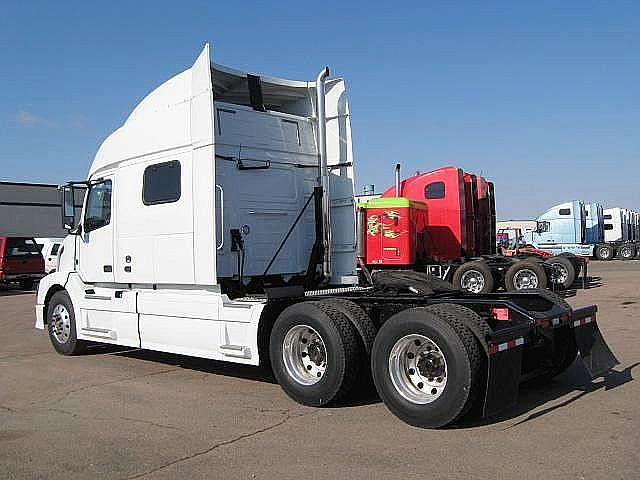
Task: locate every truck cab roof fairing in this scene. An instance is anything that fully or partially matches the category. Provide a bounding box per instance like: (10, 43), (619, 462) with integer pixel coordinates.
(88, 45), (334, 178)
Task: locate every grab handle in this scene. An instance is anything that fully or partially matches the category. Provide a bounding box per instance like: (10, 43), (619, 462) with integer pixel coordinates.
(216, 184), (224, 250)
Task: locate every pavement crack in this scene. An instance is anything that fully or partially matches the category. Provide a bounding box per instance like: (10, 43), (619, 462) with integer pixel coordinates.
(123, 410), (314, 479)
(47, 407), (182, 432)
(31, 367), (182, 406)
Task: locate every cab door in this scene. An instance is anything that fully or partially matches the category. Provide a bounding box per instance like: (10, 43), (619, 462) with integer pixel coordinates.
(78, 178), (114, 283)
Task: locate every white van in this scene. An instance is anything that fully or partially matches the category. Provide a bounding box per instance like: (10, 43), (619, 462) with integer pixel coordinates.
(35, 238), (64, 273)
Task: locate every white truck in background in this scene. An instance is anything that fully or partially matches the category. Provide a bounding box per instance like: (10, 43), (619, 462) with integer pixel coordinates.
(35, 45), (617, 428)
(35, 238), (64, 273)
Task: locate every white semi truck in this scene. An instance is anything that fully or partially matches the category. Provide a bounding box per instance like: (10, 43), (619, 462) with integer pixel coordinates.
(36, 45), (618, 428)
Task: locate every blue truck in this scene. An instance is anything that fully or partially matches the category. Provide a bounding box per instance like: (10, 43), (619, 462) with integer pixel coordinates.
(525, 200), (640, 260)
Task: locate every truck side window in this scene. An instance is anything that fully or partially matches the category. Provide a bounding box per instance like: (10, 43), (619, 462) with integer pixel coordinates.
(51, 243), (61, 255)
(558, 208), (571, 215)
(84, 180), (112, 232)
(604, 214), (612, 220)
(604, 224), (613, 230)
(537, 221), (550, 233)
(143, 160), (181, 205)
(424, 181), (445, 199)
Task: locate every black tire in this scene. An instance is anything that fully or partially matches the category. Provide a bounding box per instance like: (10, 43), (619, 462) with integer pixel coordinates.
(618, 244), (635, 260)
(318, 298), (377, 392)
(269, 301), (361, 406)
(19, 280), (34, 290)
(504, 260), (547, 291)
(423, 304), (490, 419)
(372, 270), (457, 295)
(594, 244), (614, 260)
(545, 256), (576, 289)
(47, 290), (87, 355)
(317, 298), (377, 357)
(371, 307), (483, 428)
(452, 261), (494, 294)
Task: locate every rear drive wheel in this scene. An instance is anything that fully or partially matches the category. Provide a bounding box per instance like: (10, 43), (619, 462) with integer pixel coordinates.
(618, 244), (635, 260)
(269, 301), (361, 406)
(545, 256), (576, 289)
(595, 244), (614, 260)
(372, 307), (483, 428)
(47, 290), (87, 355)
(505, 260), (547, 291)
(452, 261), (494, 294)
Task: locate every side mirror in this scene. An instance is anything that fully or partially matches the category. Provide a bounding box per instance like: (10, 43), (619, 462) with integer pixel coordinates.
(62, 185), (76, 231)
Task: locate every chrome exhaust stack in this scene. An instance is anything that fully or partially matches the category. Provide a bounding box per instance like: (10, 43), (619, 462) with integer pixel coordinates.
(395, 163), (401, 196)
(315, 66), (332, 281)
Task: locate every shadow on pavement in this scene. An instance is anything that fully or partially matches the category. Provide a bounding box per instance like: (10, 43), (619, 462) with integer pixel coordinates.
(454, 361), (638, 429)
(112, 347), (278, 384)
(101, 343), (634, 419)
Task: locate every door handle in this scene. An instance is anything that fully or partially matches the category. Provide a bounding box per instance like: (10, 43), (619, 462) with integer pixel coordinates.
(103, 265), (113, 272)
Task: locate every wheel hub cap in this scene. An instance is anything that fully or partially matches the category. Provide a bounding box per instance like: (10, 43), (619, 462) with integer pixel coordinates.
(282, 325), (327, 386)
(51, 304), (71, 343)
(513, 269), (538, 289)
(460, 270), (485, 293)
(389, 334), (448, 404)
(552, 264), (568, 284)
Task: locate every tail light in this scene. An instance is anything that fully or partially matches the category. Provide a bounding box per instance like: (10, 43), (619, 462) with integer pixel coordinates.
(0, 255), (5, 280)
(491, 307), (510, 321)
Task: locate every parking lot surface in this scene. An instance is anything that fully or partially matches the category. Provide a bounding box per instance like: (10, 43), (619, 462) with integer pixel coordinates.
(1, 261), (639, 479)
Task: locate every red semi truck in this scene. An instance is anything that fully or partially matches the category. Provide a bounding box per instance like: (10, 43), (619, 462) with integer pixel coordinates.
(357, 165), (584, 293)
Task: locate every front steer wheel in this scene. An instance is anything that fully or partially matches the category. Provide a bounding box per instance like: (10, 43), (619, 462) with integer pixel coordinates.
(269, 301), (362, 407)
(47, 290), (87, 355)
(371, 306), (484, 428)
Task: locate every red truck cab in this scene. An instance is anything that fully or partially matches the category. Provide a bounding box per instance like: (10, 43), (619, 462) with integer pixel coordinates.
(0, 237), (45, 290)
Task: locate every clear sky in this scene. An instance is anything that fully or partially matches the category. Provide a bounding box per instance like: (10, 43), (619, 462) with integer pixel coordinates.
(1, 1), (638, 219)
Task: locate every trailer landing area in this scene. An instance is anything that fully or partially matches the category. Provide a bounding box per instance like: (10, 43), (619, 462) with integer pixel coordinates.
(1, 261), (638, 479)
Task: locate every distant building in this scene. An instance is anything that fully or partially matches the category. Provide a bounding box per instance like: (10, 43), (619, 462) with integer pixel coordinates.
(496, 220), (537, 233)
(0, 181), (84, 237)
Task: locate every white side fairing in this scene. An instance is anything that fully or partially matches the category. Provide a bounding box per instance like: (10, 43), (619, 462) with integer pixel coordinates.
(191, 44), (217, 285)
(325, 80), (356, 282)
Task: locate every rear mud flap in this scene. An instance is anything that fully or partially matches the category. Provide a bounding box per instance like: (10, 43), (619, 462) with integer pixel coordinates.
(483, 345), (523, 418)
(574, 321), (619, 378)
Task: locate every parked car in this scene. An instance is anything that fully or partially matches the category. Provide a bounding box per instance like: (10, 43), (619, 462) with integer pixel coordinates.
(35, 237), (64, 273)
(0, 237), (45, 290)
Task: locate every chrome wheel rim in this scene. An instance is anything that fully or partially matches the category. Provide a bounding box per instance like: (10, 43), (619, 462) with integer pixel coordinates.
(389, 334), (447, 404)
(513, 269), (539, 289)
(620, 247), (632, 258)
(460, 270), (485, 293)
(282, 325), (326, 385)
(51, 304), (71, 343)
(599, 247), (611, 258)
(551, 263), (568, 284)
